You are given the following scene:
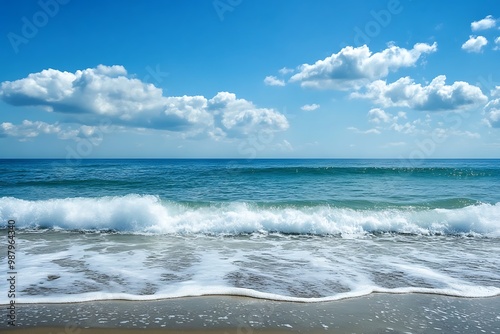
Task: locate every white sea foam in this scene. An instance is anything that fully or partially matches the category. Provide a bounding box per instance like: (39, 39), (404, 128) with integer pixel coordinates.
(1, 227), (499, 305)
(9, 285), (500, 304)
(1, 195), (499, 236)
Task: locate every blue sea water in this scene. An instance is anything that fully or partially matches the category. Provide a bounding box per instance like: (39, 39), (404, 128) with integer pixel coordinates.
(0, 159), (499, 303)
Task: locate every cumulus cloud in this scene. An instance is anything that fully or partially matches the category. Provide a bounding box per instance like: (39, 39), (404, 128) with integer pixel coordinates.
(494, 37), (500, 50)
(352, 75), (488, 111)
(484, 98), (500, 127)
(289, 42), (437, 90)
(263, 75), (285, 87)
(368, 108), (392, 123)
(0, 65), (206, 130)
(0, 120), (61, 140)
(471, 15), (497, 31)
(208, 92), (288, 137)
(301, 104), (320, 111)
(0, 65), (288, 138)
(461, 35), (488, 53)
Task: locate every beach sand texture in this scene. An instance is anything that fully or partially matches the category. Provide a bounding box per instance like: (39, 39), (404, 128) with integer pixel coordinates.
(4, 294), (500, 333)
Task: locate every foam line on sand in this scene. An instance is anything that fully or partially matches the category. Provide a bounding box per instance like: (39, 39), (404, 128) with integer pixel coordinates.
(4, 293), (500, 333)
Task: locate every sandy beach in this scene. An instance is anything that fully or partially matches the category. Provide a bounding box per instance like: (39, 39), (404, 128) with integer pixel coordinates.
(4, 293), (500, 333)
(6, 328), (293, 334)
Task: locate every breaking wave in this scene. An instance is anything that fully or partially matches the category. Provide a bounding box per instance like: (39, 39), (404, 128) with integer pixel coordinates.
(1, 195), (499, 237)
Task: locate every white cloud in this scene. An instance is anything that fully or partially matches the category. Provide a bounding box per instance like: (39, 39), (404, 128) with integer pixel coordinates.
(264, 75), (285, 87)
(365, 108), (418, 134)
(365, 109), (480, 139)
(471, 15), (497, 31)
(278, 67), (294, 75)
(461, 35), (488, 53)
(494, 37), (500, 50)
(276, 139), (293, 152)
(432, 128), (480, 140)
(461, 131), (481, 138)
(384, 141), (406, 147)
(390, 121), (418, 134)
(397, 111), (408, 119)
(208, 92), (289, 137)
(0, 65), (289, 138)
(301, 104), (320, 111)
(358, 105), (482, 142)
(289, 42), (437, 90)
(0, 65), (201, 128)
(484, 98), (500, 127)
(368, 108), (428, 134)
(364, 128), (381, 135)
(0, 120), (61, 140)
(368, 108), (392, 123)
(0, 120), (109, 142)
(347, 127), (381, 135)
(352, 75), (488, 111)
(491, 86), (500, 97)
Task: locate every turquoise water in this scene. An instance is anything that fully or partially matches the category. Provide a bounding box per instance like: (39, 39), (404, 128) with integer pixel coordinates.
(2, 158), (499, 205)
(0, 159), (499, 303)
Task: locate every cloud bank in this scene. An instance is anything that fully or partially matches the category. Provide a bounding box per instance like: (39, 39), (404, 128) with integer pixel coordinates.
(289, 42), (437, 90)
(0, 120), (61, 139)
(0, 65), (288, 138)
(352, 75), (487, 111)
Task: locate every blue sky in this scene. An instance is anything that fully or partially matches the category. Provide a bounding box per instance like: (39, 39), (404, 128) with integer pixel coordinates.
(0, 0), (499, 158)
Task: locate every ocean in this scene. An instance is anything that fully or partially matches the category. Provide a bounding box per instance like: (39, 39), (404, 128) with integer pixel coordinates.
(1, 159), (499, 304)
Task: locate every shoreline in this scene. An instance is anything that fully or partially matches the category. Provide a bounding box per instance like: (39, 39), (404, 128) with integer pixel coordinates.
(4, 293), (500, 333)
(4, 289), (500, 306)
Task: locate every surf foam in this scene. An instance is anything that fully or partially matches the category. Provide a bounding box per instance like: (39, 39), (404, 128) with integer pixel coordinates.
(1, 195), (499, 237)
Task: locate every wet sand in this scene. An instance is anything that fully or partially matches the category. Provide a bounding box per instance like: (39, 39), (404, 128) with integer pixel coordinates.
(4, 293), (500, 333)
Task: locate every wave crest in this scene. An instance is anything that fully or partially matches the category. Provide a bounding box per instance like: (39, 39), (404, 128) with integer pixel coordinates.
(1, 195), (499, 237)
